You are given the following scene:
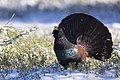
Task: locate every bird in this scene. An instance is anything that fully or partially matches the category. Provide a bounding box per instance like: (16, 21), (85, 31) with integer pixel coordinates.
(52, 13), (113, 69)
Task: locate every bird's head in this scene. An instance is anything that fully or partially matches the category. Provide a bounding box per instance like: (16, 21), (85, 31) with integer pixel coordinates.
(52, 26), (65, 38)
(52, 26), (59, 38)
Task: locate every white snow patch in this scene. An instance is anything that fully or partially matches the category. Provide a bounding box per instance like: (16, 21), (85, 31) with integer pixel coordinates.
(4, 69), (120, 80)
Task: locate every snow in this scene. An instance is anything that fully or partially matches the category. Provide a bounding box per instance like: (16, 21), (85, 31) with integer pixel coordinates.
(40, 71), (117, 80)
(4, 69), (120, 80)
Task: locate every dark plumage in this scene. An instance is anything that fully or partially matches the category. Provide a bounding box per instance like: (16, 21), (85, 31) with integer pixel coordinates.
(52, 13), (113, 69)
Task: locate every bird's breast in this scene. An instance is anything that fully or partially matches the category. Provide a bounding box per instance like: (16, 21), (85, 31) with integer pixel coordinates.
(55, 48), (76, 61)
(55, 44), (88, 61)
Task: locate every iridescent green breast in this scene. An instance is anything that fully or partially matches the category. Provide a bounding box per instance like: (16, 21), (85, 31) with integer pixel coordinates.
(56, 48), (76, 60)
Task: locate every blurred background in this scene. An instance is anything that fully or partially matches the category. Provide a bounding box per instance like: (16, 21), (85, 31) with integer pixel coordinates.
(0, 0), (120, 28)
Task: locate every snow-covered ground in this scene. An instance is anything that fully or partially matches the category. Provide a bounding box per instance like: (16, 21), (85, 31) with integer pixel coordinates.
(4, 65), (120, 80)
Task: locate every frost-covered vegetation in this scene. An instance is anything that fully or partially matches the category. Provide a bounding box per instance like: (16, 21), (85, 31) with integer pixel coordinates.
(0, 25), (55, 69)
(0, 25), (120, 80)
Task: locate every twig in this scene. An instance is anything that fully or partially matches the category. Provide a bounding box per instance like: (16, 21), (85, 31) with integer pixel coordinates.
(0, 28), (36, 46)
(5, 13), (15, 25)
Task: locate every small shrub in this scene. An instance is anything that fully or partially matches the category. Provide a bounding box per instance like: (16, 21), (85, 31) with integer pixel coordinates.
(0, 26), (56, 70)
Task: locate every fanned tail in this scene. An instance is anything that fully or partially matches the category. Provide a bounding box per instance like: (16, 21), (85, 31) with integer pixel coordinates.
(58, 13), (113, 60)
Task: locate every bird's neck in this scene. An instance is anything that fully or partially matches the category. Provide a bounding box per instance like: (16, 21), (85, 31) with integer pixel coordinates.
(55, 36), (74, 50)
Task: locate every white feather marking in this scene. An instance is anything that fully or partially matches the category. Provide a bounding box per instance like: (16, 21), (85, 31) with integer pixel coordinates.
(74, 48), (78, 53)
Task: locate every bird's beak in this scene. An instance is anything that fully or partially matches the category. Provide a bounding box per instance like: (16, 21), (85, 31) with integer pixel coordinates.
(54, 26), (58, 30)
(52, 26), (58, 34)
